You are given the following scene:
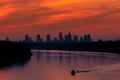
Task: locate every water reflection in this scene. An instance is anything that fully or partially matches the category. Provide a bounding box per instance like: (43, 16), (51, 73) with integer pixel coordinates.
(34, 50), (120, 69)
(36, 52), (41, 61)
(0, 50), (119, 80)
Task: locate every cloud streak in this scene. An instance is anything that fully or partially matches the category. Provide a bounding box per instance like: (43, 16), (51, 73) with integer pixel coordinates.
(0, 0), (120, 40)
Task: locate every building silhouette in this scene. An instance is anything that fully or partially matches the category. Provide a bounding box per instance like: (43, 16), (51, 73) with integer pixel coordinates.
(54, 37), (58, 43)
(65, 32), (72, 43)
(29, 37), (32, 42)
(24, 34), (33, 42)
(2, 32), (96, 43)
(46, 34), (51, 43)
(73, 35), (78, 43)
(80, 37), (83, 43)
(59, 32), (63, 42)
(36, 34), (42, 43)
(84, 34), (92, 42)
(25, 34), (30, 42)
(98, 39), (103, 42)
(5, 37), (10, 41)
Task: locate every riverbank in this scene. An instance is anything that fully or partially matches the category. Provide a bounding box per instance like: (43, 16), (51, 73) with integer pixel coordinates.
(27, 41), (120, 54)
(0, 41), (32, 68)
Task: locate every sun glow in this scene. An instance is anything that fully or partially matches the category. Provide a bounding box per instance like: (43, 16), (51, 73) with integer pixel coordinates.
(0, 0), (120, 40)
(0, 5), (15, 18)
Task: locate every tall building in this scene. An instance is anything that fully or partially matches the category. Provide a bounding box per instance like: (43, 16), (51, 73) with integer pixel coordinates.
(73, 35), (78, 43)
(64, 35), (67, 42)
(84, 34), (92, 42)
(46, 34), (51, 42)
(5, 37), (10, 41)
(59, 32), (63, 42)
(80, 37), (83, 43)
(68, 32), (72, 41)
(66, 32), (72, 42)
(54, 37), (58, 43)
(64, 32), (72, 43)
(87, 34), (92, 42)
(36, 34), (42, 43)
(25, 34), (30, 42)
(98, 39), (103, 42)
(29, 37), (32, 42)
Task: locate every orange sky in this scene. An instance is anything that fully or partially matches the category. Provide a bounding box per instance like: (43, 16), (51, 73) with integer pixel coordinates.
(0, 0), (120, 40)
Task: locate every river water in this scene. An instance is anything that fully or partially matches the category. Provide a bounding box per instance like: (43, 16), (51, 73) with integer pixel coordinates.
(0, 50), (120, 80)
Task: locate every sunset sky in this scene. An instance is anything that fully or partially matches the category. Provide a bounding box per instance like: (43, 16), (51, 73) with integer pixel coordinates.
(0, 0), (120, 41)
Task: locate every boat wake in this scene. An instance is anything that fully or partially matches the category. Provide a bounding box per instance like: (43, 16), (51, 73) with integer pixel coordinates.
(71, 63), (120, 76)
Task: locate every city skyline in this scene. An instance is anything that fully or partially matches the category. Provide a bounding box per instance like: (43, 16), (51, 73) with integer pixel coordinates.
(2, 32), (110, 42)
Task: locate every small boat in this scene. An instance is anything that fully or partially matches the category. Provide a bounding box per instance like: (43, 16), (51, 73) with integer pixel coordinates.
(71, 69), (92, 76)
(71, 70), (76, 76)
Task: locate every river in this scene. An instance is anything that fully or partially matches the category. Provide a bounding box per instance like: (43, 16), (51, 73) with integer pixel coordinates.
(0, 50), (120, 80)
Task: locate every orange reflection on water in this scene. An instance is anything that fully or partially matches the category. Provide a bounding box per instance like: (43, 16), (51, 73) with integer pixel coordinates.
(0, 51), (120, 80)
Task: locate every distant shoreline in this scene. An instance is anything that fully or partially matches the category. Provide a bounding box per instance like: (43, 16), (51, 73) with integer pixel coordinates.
(31, 49), (119, 54)
(31, 49), (117, 55)
(26, 41), (120, 54)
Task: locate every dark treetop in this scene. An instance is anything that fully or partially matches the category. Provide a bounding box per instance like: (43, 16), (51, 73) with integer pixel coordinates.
(0, 41), (32, 68)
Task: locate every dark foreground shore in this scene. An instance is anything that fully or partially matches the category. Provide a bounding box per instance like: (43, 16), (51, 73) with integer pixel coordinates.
(0, 41), (32, 68)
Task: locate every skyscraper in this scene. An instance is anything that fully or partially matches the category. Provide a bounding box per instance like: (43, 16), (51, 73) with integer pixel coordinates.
(46, 34), (51, 42)
(67, 32), (72, 42)
(64, 32), (72, 43)
(25, 34), (30, 42)
(73, 35), (78, 43)
(84, 34), (92, 42)
(59, 32), (63, 42)
(68, 32), (72, 41)
(80, 37), (83, 43)
(54, 37), (58, 43)
(36, 34), (42, 43)
(64, 35), (67, 42)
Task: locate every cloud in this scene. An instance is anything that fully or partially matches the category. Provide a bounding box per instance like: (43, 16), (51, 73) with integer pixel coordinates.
(0, 0), (120, 40)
